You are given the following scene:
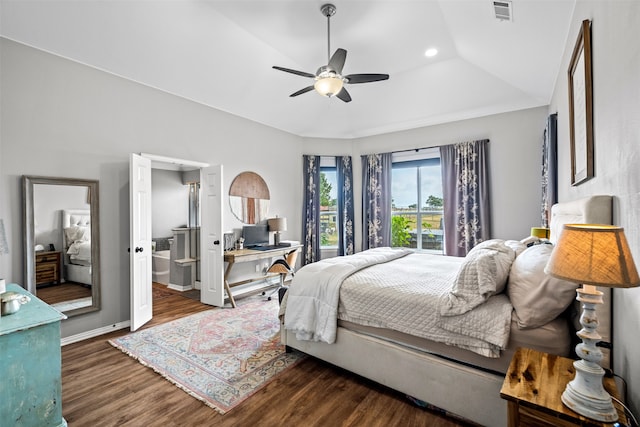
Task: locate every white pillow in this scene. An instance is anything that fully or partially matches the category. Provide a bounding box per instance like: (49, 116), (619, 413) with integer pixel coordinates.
(64, 226), (90, 244)
(466, 239), (516, 294)
(507, 243), (579, 329)
(505, 239), (527, 257)
(440, 239), (516, 316)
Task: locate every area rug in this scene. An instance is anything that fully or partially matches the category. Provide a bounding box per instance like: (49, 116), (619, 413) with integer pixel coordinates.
(109, 298), (305, 414)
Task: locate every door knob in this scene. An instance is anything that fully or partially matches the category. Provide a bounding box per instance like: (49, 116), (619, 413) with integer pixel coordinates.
(135, 247), (144, 253)
(213, 240), (220, 245)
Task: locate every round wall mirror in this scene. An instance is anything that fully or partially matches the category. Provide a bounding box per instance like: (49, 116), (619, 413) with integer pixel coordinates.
(229, 171), (270, 224)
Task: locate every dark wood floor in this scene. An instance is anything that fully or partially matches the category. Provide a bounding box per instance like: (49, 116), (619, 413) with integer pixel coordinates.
(61, 284), (471, 427)
(38, 282), (92, 305)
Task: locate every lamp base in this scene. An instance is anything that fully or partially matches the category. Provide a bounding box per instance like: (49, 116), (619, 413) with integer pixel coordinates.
(274, 232), (281, 246)
(561, 360), (617, 422)
(561, 287), (618, 422)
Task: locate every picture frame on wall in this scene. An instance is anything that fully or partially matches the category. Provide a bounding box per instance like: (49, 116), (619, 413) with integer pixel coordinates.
(568, 19), (594, 186)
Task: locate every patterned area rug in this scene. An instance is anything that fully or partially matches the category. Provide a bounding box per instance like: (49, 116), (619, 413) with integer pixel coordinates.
(109, 299), (305, 414)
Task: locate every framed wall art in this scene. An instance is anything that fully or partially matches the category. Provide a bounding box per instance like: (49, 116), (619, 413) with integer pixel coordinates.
(568, 19), (594, 186)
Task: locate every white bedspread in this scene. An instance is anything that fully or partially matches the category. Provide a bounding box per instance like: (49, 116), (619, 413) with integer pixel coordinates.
(67, 240), (92, 263)
(284, 247), (411, 343)
(284, 250), (514, 357)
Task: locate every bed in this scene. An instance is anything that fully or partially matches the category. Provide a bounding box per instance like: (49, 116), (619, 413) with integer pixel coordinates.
(280, 195), (613, 427)
(62, 209), (92, 286)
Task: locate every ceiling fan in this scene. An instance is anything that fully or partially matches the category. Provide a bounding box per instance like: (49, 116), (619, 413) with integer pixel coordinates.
(273, 3), (389, 103)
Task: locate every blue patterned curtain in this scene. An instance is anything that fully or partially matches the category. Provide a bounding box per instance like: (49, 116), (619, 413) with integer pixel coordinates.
(336, 156), (354, 255)
(440, 140), (491, 256)
(302, 155), (321, 265)
(361, 153), (392, 249)
(541, 113), (558, 227)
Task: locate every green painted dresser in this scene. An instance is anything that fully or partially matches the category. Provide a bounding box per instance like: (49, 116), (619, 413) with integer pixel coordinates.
(0, 284), (67, 427)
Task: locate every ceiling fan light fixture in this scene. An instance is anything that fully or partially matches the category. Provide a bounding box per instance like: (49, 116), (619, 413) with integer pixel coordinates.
(314, 75), (344, 97)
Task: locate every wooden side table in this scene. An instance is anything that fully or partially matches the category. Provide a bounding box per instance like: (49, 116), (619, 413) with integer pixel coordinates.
(35, 250), (62, 287)
(500, 347), (627, 427)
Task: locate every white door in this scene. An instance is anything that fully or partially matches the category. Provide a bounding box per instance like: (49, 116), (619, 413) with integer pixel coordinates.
(130, 153), (153, 330)
(200, 165), (224, 306)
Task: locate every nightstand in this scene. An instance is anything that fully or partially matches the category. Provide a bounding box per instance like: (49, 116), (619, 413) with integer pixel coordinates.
(500, 347), (626, 427)
(35, 250), (61, 287)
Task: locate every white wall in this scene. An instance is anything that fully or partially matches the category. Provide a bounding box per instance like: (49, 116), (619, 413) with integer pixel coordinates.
(548, 2), (640, 412)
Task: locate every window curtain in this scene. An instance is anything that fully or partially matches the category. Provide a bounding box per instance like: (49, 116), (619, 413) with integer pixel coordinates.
(541, 113), (558, 228)
(361, 153), (392, 250)
(336, 156), (354, 256)
(302, 155), (321, 265)
(440, 139), (490, 257)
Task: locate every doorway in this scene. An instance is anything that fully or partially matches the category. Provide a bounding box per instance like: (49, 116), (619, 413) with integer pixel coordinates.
(129, 153), (224, 331)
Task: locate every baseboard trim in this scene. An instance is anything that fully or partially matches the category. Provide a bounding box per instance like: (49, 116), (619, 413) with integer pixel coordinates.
(61, 321), (130, 346)
(168, 283), (194, 292)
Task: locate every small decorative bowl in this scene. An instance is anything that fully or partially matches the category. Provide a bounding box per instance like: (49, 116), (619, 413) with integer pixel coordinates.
(1, 292), (31, 316)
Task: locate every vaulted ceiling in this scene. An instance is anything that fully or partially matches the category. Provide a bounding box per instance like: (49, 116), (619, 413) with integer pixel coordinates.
(0, 0), (576, 139)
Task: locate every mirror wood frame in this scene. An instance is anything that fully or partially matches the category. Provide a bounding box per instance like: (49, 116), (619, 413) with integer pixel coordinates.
(23, 175), (101, 317)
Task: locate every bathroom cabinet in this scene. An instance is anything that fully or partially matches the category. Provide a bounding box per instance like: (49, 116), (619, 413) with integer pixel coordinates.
(0, 284), (67, 426)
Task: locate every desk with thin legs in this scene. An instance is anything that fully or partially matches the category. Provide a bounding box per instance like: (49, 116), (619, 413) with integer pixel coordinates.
(223, 245), (301, 308)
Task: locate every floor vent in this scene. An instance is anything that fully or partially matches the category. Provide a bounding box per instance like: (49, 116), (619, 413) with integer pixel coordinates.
(493, 1), (513, 21)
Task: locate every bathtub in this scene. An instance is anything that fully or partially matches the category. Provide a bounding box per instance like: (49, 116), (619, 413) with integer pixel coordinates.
(152, 250), (171, 285)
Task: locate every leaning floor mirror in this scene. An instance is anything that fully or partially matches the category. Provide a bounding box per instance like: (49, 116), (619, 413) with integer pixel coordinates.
(23, 176), (101, 317)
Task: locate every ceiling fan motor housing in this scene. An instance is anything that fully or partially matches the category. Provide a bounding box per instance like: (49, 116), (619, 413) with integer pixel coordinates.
(320, 4), (336, 18)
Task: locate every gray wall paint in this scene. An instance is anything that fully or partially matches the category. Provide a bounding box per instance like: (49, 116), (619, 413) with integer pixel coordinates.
(301, 106), (548, 253)
(1, 37), (303, 337)
(548, 2), (640, 412)
(353, 107), (548, 249)
(3, 2), (639, 409)
(2, 37), (548, 339)
(151, 169), (189, 239)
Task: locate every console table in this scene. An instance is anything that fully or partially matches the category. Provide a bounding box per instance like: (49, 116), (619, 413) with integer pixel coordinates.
(223, 245), (301, 308)
(0, 284), (67, 427)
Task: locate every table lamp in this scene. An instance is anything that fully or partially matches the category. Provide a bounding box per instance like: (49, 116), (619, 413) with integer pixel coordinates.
(268, 217), (287, 246)
(545, 224), (640, 422)
(530, 227), (550, 239)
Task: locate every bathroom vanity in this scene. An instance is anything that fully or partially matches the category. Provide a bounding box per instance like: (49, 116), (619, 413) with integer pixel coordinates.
(0, 284), (67, 427)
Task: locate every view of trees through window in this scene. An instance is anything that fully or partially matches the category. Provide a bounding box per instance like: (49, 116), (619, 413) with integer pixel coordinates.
(319, 160), (443, 252)
(320, 169), (338, 247)
(391, 162), (444, 252)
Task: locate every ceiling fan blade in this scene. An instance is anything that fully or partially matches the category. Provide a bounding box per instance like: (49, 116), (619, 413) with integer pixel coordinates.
(290, 86), (315, 97)
(273, 66), (316, 79)
(345, 73), (390, 84)
(328, 48), (347, 74)
(336, 87), (352, 103)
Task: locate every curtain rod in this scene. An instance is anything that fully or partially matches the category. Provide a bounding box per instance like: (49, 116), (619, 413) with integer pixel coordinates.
(392, 138), (490, 155)
(392, 146), (440, 154)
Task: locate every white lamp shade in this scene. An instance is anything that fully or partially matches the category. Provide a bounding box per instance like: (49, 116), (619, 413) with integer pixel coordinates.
(314, 77), (344, 97)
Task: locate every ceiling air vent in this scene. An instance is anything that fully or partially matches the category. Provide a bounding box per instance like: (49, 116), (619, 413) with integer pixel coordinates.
(493, 1), (513, 21)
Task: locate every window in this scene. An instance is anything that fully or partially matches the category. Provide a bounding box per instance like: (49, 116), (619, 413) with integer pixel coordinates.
(391, 149), (444, 253)
(320, 159), (338, 248)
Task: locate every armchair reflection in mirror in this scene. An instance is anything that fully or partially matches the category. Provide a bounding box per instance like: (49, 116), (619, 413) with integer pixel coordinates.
(229, 171), (270, 224)
(23, 176), (101, 317)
